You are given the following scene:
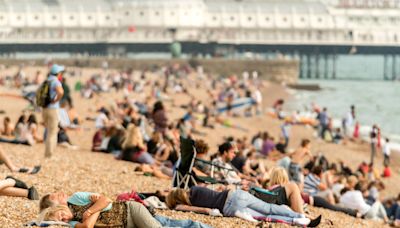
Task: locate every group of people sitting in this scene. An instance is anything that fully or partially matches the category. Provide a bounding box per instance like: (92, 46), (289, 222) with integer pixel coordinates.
(1, 62), (399, 228)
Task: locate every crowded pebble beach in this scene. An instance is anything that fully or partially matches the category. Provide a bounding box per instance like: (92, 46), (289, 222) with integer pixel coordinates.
(0, 63), (399, 228)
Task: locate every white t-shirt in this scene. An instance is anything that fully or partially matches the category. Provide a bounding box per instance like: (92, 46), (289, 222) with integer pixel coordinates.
(383, 143), (391, 156)
(339, 190), (371, 215)
(252, 90), (262, 104)
(253, 138), (263, 152)
(344, 112), (354, 127)
(211, 157), (241, 184)
(95, 113), (108, 129)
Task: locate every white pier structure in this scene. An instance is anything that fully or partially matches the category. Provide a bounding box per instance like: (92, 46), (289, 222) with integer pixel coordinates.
(0, 0), (399, 46)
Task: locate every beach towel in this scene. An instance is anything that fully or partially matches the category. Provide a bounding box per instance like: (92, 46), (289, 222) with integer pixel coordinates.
(144, 196), (168, 209)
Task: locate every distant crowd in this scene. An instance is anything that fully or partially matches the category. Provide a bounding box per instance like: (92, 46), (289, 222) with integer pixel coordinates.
(0, 62), (398, 228)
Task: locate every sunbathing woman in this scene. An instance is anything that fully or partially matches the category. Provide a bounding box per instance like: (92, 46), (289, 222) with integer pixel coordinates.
(166, 186), (321, 227)
(0, 114), (34, 145)
(39, 191), (211, 228)
(120, 124), (157, 165)
(27, 114), (43, 143)
(265, 167), (359, 217)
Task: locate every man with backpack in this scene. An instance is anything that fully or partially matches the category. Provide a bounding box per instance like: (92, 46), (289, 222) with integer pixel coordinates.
(39, 64), (64, 158)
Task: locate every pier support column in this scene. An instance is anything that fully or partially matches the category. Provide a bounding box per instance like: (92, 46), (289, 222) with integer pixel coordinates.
(332, 54), (337, 79)
(299, 54), (304, 79)
(392, 55), (397, 80)
(307, 54), (311, 78)
(324, 54), (329, 79)
(384, 55), (388, 80)
(315, 53), (320, 79)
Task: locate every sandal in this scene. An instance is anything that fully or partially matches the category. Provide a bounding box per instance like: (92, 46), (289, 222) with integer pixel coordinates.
(308, 215), (322, 227)
(5, 176), (28, 189)
(18, 168), (29, 173)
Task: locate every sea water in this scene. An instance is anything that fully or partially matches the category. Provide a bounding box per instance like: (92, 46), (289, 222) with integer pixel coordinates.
(287, 79), (400, 144)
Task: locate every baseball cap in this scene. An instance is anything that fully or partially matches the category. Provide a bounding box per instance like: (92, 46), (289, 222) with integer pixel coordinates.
(50, 64), (65, 75)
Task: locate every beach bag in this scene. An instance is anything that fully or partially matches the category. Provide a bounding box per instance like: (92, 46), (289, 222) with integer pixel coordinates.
(36, 80), (52, 108)
(116, 189), (156, 215)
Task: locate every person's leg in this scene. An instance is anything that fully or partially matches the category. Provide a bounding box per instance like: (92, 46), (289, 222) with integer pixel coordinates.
(283, 182), (304, 213)
(45, 109), (59, 158)
(375, 202), (388, 220)
(154, 215), (212, 228)
(234, 190), (303, 219)
(0, 179), (16, 191)
(43, 109), (50, 157)
(316, 190), (335, 205)
(365, 201), (382, 219)
(370, 143), (376, 164)
(137, 152), (155, 165)
(313, 196), (357, 217)
(0, 187), (28, 198)
(0, 148), (18, 172)
(126, 201), (161, 228)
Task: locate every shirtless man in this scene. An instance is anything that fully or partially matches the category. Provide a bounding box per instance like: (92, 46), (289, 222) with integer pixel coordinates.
(288, 139), (312, 185)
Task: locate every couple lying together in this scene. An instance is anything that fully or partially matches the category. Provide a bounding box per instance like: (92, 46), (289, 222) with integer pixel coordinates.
(38, 174), (322, 228)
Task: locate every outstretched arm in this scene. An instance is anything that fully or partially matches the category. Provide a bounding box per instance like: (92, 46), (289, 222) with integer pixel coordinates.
(75, 211), (100, 228)
(175, 204), (211, 215)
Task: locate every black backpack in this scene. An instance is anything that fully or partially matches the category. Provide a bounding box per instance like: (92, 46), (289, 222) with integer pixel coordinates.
(36, 80), (52, 108)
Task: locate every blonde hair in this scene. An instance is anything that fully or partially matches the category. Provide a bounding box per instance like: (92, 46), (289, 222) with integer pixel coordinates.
(122, 124), (145, 149)
(347, 175), (358, 188)
(269, 167), (290, 186)
(165, 189), (191, 209)
(38, 205), (70, 222)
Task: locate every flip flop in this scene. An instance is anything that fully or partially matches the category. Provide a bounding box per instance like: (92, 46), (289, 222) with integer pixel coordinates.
(29, 166), (41, 174)
(18, 168), (29, 173)
(5, 176), (28, 189)
(308, 215), (322, 227)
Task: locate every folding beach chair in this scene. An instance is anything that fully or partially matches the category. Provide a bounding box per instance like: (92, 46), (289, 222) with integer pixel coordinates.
(173, 137), (234, 189)
(173, 136), (200, 189)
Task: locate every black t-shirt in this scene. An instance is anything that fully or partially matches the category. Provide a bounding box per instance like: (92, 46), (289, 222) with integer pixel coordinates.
(189, 186), (229, 212)
(231, 155), (246, 173)
(275, 143), (286, 154)
(147, 140), (158, 155)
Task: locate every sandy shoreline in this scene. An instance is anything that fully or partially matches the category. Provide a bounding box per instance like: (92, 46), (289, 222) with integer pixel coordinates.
(0, 66), (396, 228)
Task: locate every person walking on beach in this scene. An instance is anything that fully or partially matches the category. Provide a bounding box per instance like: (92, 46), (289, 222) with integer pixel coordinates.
(318, 108), (329, 140)
(370, 125), (378, 164)
(42, 64), (64, 158)
(342, 105), (355, 137)
(382, 138), (391, 167)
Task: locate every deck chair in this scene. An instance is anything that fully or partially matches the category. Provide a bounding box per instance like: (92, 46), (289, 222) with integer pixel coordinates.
(173, 137), (232, 189)
(173, 136), (199, 189)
